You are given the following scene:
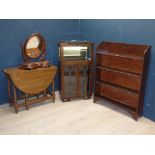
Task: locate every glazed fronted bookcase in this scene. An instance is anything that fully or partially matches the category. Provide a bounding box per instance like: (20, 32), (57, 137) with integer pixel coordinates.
(58, 41), (94, 101)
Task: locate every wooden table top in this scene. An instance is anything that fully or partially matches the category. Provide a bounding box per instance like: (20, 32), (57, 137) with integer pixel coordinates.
(4, 66), (57, 94)
(4, 65), (57, 74)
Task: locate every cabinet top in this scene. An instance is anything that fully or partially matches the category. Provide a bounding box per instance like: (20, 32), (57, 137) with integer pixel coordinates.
(58, 40), (93, 46)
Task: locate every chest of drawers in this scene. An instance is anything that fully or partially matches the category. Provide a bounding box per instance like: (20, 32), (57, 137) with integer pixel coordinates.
(94, 42), (151, 120)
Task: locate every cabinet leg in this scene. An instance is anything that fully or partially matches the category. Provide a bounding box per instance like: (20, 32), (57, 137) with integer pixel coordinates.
(93, 97), (97, 103)
(129, 111), (138, 121)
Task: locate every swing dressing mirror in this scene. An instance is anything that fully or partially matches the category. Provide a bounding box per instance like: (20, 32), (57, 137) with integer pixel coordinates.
(20, 33), (49, 69)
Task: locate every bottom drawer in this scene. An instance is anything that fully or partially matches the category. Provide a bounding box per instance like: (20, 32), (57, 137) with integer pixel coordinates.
(95, 82), (139, 108)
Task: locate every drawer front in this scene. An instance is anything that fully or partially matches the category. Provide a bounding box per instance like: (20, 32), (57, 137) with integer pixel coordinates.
(96, 54), (144, 74)
(95, 83), (139, 108)
(96, 67), (141, 91)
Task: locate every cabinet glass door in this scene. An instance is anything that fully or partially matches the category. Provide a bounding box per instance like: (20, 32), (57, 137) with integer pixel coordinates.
(63, 65), (77, 97)
(79, 65), (90, 96)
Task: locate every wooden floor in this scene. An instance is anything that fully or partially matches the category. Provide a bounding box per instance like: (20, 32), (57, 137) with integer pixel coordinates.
(0, 93), (155, 135)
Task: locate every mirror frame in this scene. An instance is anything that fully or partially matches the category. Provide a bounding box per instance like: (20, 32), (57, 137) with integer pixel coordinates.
(22, 33), (46, 62)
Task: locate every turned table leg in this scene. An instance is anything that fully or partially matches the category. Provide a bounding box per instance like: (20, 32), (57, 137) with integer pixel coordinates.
(44, 89), (47, 97)
(13, 85), (18, 114)
(52, 81), (55, 103)
(7, 77), (12, 107)
(25, 94), (29, 110)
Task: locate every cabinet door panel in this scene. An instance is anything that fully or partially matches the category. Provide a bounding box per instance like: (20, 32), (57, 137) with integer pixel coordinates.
(63, 66), (77, 97)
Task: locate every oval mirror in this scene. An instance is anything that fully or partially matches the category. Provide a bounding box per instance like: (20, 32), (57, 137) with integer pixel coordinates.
(24, 34), (46, 59)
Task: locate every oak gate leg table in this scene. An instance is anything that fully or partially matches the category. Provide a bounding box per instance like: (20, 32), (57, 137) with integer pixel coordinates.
(4, 66), (57, 113)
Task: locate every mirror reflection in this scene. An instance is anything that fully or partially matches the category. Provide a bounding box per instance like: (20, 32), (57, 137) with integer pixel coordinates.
(26, 36), (42, 58)
(63, 46), (91, 60)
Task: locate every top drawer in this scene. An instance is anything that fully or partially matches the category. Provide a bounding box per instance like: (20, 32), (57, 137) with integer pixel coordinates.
(96, 53), (144, 74)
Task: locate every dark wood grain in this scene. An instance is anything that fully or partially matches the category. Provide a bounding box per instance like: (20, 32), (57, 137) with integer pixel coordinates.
(96, 67), (141, 91)
(94, 41), (151, 120)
